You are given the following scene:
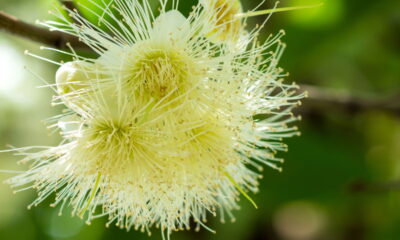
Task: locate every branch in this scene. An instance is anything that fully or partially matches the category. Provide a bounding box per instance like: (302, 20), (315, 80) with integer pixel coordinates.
(59, 0), (78, 12)
(59, 0), (83, 24)
(0, 11), (88, 50)
(350, 180), (400, 193)
(300, 84), (400, 115)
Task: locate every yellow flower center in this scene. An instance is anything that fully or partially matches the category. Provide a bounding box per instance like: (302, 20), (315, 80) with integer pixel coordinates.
(125, 42), (199, 99)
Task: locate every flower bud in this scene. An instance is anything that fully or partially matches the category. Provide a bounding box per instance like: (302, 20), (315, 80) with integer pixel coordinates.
(56, 61), (98, 111)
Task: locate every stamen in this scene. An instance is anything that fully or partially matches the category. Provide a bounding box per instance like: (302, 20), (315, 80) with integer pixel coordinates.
(79, 172), (102, 218)
(235, 2), (323, 19)
(224, 171), (258, 209)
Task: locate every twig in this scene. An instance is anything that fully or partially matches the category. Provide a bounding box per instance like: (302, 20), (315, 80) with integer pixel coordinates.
(59, 0), (83, 24)
(0, 11), (88, 50)
(300, 84), (400, 115)
(350, 180), (400, 193)
(59, 0), (78, 12)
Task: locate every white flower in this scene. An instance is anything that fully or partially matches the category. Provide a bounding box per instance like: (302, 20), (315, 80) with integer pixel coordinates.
(4, 0), (304, 238)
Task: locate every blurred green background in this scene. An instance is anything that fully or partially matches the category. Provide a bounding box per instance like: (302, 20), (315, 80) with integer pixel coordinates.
(0, 0), (399, 239)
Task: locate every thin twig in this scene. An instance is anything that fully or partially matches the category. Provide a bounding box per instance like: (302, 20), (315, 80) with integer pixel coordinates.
(59, 0), (78, 12)
(59, 0), (83, 24)
(350, 180), (400, 193)
(300, 84), (400, 115)
(0, 11), (88, 50)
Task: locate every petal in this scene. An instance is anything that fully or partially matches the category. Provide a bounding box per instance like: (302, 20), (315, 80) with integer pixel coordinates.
(151, 10), (190, 44)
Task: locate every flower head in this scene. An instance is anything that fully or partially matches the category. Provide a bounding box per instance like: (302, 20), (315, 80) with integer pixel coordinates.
(4, 0), (304, 238)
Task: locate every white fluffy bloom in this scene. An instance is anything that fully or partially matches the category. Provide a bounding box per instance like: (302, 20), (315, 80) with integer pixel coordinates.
(4, 0), (304, 238)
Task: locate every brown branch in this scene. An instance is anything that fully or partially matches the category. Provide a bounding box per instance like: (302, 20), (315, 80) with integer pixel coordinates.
(59, 0), (78, 12)
(0, 11), (89, 50)
(59, 0), (83, 24)
(350, 180), (400, 193)
(300, 84), (400, 115)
